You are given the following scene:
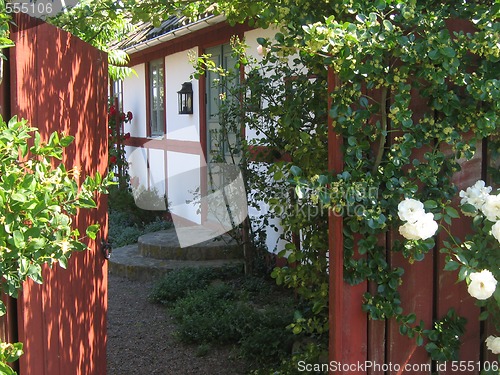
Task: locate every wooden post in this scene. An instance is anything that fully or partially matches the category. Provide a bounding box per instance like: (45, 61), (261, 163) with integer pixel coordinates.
(327, 67), (344, 371)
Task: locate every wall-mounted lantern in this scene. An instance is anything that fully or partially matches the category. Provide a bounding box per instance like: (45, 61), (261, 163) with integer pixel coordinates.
(177, 82), (193, 114)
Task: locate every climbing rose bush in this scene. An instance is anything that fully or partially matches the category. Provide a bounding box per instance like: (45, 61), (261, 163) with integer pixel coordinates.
(436, 179), (500, 354)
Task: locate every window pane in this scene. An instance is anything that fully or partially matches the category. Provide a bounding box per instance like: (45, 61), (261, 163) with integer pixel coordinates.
(149, 59), (165, 136)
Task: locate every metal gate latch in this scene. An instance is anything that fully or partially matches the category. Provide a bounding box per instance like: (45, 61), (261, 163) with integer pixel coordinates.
(101, 240), (112, 260)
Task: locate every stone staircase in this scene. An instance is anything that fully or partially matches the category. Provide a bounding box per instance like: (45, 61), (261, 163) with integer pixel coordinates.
(108, 227), (244, 281)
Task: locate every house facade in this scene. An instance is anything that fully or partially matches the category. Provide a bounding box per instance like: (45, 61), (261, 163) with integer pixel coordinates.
(115, 15), (281, 249)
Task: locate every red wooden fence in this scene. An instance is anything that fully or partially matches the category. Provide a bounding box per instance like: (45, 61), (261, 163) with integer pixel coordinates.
(2, 13), (108, 375)
(327, 23), (496, 374)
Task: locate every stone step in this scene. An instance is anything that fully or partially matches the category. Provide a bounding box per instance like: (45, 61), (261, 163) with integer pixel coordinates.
(138, 228), (243, 261)
(108, 244), (244, 281)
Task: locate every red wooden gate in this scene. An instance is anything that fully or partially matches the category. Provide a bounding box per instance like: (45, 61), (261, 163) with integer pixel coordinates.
(2, 13), (108, 375)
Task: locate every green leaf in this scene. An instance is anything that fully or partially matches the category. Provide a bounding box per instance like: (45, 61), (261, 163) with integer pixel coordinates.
(407, 313), (416, 324)
(86, 224), (100, 240)
(48, 131), (60, 146)
(290, 165), (302, 177)
(295, 186), (304, 199)
(441, 46), (456, 58)
(494, 287), (500, 305)
(256, 37), (266, 46)
(58, 255), (68, 269)
(28, 264), (43, 284)
(60, 135), (74, 147)
(428, 49), (439, 60)
(273, 170), (284, 181)
(383, 19), (393, 31)
(416, 335), (424, 346)
(445, 206), (460, 219)
(399, 324), (408, 335)
(33, 131), (41, 152)
(460, 203), (476, 214)
(10, 193), (27, 203)
(318, 175), (328, 186)
(424, 200), (438, 210)
(78, 198), (96, 208)
(0, 360), (17, 375)
(444, 261), (459, 271)
(12, 230), (25, 249)
(479, 310), (489, 321)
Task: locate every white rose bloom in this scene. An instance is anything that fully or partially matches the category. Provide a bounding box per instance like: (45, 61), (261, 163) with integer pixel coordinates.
(414, 212), (439, 240)
(398, 198), (425, 223)
(467, 270), (497, 300)
(459, 180), (492, 210)
(399, 213), (438, 240)
(399, 222), (421, 240)
(482, 194), (500, 222)
(492, 221), (500, 243)
(485, 336), (500, 355)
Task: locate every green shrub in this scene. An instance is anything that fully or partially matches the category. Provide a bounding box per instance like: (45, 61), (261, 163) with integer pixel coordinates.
(172, 285), (256, 344)
(108, 185), (136, 213)
(149, 266), (242, 305)
(151, 267), (296, 367)
(142, 218), (172, 234)
(108, 185), (167, 225)
(108, 202), (172, 248)
(238, 275), (272, 295)
(239, 306), (295, 362)
(150, 267), (219, 304)
(249, 342), (327, 375)
(163, 271), (296, 366)
(109, 225), (143, 248)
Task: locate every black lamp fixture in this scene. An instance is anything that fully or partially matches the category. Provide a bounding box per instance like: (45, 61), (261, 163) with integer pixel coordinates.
(177, 82), (193, 114)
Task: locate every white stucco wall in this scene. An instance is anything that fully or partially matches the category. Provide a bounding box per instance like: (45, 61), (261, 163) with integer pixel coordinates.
(149, 148), (166, 196)
(126, 145), (166, 205)
(123, 64), (148, 138)
(165, 50), (200, 142)
(167, 151), (202, 224)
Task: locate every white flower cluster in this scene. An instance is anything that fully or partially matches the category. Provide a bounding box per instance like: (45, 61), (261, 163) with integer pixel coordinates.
(459, 180), (492, 213)
(397, 198), (438, 240)
(459, 181), (500, 244)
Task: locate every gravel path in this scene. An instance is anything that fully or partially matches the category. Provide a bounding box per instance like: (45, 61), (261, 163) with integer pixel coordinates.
(106, 274), (249, 375)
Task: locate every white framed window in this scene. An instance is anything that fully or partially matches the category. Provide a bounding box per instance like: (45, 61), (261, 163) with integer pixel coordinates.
(149, 59), (165, 136)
